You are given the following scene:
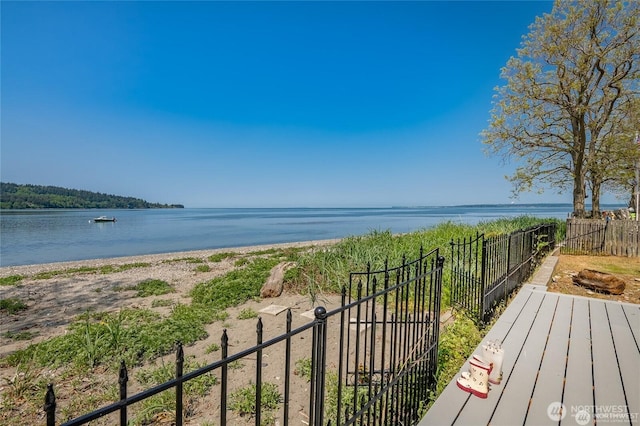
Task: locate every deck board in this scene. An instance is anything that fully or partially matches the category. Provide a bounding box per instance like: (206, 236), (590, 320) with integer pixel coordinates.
(590, 301), (627, 416)
(489, 294), (559, 425)
(525, 295), (572, 425)
(450, 292), (546, 426)
(560, 298), (594, 426)
(621, 304), (640, 352)
(606, 303), (640, 421)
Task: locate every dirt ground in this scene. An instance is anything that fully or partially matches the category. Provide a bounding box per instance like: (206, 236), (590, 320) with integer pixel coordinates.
(547, 254), (640, 304)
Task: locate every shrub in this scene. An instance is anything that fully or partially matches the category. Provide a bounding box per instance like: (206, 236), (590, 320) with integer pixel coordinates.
(229, 382), (281, 418)
(0, 275), (23, 286)
(0, 298), (27, 314)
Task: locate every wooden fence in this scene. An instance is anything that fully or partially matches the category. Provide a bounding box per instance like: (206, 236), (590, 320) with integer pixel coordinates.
(563, 218), (640, 257)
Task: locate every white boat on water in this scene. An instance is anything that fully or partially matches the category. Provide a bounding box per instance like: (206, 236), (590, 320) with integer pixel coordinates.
(93, 216), (116, 222)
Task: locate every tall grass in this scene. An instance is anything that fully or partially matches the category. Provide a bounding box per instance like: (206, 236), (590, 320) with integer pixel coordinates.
(287, 216), (564, 307)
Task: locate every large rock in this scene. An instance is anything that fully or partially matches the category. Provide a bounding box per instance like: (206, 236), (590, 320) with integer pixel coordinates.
(260, 262), (295, 298)
(572, 269), (625, 295)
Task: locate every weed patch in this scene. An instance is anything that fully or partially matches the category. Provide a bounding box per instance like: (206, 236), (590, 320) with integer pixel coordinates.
(191, 257), (279, 310)
(0, 275), (23, 286)
(129, 356), (217, 425)
(0, 298), (28, 314)
(195, 264), (211, 273)
(229, 382), (281, 420)
(237, 308), (258, 320)
(2, 330), (38, 341)
(131, 279), (174, 297)
(208, 252), (236, 262)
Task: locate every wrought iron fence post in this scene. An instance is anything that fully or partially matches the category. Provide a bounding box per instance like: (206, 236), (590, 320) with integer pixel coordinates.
(505, 232), (513, 304)
(480, 235), (488, 325)
(221, 329), (229, 425)
(312, 306), (328, 426)
(449, 239), (455, 309)
(284, 309), (292, 426)
(118, 360), (128, 425)
(256, 318), (263, 426)
(45, 383), (56, 426)
(432, 254), (446, 382)
(336, 285), (347, 426)
(176, 342), (184, 426)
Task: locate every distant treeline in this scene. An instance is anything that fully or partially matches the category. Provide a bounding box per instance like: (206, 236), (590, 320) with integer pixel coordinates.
(0, 183), (184, 209)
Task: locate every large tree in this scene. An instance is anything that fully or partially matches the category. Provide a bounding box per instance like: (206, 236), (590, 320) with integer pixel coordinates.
(589, 96), (640, 214)
(482, 0), (639, 218)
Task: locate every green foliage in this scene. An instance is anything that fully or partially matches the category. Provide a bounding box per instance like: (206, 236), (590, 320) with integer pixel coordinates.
(1, 361), (46, 403)
(481, 1), (639, 216)
(288, 217), (560, 309)
(132, 357), (217, 425)
(324, 371), (369, 426)
(32, 262), (151, 280)
(2, 330), (38, 341)
(0, 298), (27, 314)
(131, 279), (174, 297)
(3, 305), (212, 370)
(190, 257), (279, 310)
(434, 315), (482, 396)
(207, 252), (236, 262)
(294, 357), (312, 382)
(204, 343), (220, 354)
(151, 299), (174, 308)
(229, 382), (281, 420)
(234, 258), (250, 267)
(237, 308), (258, 320)
(0, 182), (183, 209)
(195, 264), (211, 272)
(0, 275), (23, 286)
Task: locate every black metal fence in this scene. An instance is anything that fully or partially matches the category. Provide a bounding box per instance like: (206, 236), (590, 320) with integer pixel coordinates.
(450, 223), (557, 325)
(44, 248), (444, 426)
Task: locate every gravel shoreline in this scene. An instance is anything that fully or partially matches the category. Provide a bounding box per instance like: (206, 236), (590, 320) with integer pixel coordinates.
(0, 238), (341, 277)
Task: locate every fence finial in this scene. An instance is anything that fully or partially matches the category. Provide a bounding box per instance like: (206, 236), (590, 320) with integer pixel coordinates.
(44, 383), (56, 425)
(314, 306), (327, 320)
(119, 360), (128, 386)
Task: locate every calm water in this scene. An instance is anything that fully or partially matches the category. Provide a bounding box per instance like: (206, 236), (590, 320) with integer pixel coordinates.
(0, 205), (613, 267)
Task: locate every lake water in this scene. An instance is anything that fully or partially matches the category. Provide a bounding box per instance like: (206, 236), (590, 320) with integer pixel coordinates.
(0, 205), (618, 267)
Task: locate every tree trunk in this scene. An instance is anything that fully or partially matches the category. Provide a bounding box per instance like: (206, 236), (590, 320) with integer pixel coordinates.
(591, 180), (601, 218)
(573, 175), (587, 218)
(572, 118), (587, 218)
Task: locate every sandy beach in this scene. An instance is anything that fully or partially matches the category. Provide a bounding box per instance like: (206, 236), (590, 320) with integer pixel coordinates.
(0, 238), (340, 357)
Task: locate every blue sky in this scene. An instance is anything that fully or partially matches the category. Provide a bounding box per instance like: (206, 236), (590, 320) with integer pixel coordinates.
(3, 0), (619, 208)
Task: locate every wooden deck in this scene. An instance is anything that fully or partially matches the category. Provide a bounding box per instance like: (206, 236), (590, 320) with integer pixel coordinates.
(420, 258), (640, 426)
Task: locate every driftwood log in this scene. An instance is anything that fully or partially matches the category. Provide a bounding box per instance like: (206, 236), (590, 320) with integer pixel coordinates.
(572, 269), (625, 295)
(260, 262), (295, 298)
